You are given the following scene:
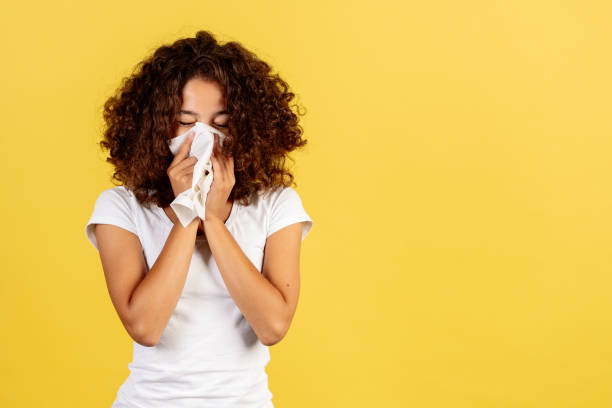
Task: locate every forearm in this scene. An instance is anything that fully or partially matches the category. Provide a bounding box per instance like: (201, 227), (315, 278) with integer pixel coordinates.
(128, 218), (199, 345)
(203, 217), (287, 346)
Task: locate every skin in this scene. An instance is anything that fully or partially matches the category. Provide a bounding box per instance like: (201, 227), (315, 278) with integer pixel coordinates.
(95, 77), (305, 347)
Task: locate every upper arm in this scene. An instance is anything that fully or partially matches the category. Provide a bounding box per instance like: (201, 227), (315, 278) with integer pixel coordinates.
(84, 188), (148, 344)
(94, 224), (148, 343)
(261, 186), (314, 336)
(262, 222), (304, 323)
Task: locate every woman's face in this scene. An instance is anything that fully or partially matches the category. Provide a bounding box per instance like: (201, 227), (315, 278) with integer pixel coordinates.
(176, 77), (230, 136)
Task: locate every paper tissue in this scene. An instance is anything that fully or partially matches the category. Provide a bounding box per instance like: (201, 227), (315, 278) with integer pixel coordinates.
(167, 121), (228, 227)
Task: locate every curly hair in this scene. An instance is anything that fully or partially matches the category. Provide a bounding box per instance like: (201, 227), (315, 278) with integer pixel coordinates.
(99, 30), (308, 210)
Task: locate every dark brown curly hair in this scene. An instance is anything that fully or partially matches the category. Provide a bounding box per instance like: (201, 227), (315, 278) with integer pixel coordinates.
(99, 30), (308, 210)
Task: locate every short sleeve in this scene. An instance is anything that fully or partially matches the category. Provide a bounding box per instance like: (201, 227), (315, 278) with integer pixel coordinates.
(266, 186), (313, 242)
(84, 187), (139, 251)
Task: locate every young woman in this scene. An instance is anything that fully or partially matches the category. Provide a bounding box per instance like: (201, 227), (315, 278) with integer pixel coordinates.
(84, 30), (314, 407)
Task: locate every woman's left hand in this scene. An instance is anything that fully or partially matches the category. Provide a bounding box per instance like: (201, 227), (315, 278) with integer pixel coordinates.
(200, 133), (235, 227)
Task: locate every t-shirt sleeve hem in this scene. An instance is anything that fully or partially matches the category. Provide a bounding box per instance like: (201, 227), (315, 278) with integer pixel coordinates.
(267, 216), (313, 242)
(85, 216), (139, 251)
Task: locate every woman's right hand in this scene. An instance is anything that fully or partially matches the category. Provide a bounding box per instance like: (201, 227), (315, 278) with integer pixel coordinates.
(167, 131), (198, 198)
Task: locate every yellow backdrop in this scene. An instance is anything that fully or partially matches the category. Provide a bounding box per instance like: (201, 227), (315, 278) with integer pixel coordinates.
(1, 0), (611, 406)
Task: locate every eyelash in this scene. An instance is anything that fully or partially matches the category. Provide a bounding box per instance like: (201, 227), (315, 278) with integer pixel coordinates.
(179, 121), (228, 128)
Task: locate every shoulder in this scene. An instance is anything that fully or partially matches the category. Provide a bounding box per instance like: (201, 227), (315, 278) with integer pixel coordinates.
(92, 185), (139, 216)
(259, 185), (302, 208)
(240, 185), (300, 214)
(96, 185), (135, 202)
(257, 185), (313, 242)
(86, 186), (140, 250)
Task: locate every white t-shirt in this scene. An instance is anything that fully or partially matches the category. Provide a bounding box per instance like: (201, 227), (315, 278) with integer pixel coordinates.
(84, 185), (313, 407)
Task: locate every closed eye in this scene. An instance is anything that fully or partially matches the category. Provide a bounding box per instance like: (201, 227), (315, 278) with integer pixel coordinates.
(179, 121), (228, 128)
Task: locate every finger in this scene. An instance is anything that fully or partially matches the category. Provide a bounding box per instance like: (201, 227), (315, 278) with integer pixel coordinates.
(210, 151), (224, 183)
(218, 150), (231, 174)
(218, 144), (233, 172)
(213, 134), (221, 157)
(178, 166), (194, 182)
(223, 149), (233, 167)
(226, 155), (234, 176)
(214, 135), (230, 169)
(170, 131), (195, 167)
(168, 156), (197, 175)
(210, 135), (219, 162)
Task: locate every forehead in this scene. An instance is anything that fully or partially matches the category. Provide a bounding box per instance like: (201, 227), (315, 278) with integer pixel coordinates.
(180, 77), (226, 109)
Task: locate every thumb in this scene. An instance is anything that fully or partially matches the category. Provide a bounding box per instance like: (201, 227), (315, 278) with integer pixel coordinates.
(177, 131), (195, 157)
(170, 131), (195, 166)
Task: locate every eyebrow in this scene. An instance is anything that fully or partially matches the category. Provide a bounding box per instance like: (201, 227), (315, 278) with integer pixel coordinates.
(180, 109), (229, 117)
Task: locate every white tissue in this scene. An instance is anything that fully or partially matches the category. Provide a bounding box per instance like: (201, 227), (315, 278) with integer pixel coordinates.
(167, 121), (228, 227)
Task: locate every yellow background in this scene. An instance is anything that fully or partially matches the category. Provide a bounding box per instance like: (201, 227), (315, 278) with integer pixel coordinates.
(1, 0), (611, 406)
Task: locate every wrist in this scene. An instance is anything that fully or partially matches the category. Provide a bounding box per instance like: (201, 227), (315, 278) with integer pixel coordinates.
(203, 215), (224, 225)
(176, 217), (199, 229)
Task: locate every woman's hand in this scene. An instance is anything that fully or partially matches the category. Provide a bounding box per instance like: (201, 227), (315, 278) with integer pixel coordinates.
(167, 131), (197, 199)
(203, 133), (235, 223)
